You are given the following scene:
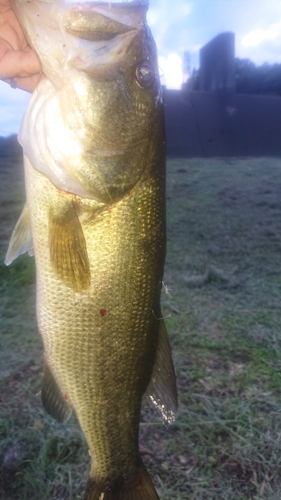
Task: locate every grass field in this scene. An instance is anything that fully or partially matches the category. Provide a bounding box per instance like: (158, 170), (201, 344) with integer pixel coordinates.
(1, 154), (281, 499)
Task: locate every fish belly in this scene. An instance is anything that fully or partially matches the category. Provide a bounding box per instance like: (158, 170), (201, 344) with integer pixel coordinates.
(24, 153), (165, 484)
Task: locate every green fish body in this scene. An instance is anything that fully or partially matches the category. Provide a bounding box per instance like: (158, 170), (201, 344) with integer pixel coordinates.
(6, 1), (177, 498)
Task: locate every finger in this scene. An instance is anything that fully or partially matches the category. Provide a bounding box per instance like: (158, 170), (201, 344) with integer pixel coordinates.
(14, 73), (43, 92)
(1, 72), (43, 92)
(0, 47), (41, 79)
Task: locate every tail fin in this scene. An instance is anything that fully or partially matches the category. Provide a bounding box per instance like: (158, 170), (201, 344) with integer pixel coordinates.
(84, 464), (159, 500)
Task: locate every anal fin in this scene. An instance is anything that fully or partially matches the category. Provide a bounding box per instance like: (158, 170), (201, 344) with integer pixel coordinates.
(145, 319), (178, 425)
(42, 361), (72, 424)
(5, 203), (34, 265)
(49, 201), (90, 292)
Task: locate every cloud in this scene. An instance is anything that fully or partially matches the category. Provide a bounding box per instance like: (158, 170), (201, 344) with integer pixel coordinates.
(242, 21), (281, 48)
(148, 0), (193, 54)
(149, 0), (281, 72)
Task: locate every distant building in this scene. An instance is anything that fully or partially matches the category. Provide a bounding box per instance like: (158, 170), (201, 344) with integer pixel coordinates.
(163, 32), (281, 158)
(199, 32), (235, 91)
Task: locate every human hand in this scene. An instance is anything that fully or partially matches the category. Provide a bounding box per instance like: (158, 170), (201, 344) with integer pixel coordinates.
(0, 0), (42, 92)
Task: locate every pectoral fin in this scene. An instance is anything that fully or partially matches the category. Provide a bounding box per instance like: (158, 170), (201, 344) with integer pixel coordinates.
(42, 361), (72, 424)
(5, 203), (34, 265)
(49, 201), (90, 292)
(145, 319), (178, 425)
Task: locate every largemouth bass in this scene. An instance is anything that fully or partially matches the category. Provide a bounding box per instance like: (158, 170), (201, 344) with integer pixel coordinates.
(6, 0), (177, 498)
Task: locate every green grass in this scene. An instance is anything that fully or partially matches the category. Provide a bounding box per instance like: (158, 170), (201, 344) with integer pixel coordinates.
(1, 156), (281, 498)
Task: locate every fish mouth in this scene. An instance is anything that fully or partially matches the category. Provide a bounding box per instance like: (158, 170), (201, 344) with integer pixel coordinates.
(64, 1), (149, 41)
(15, 0), (156, 203)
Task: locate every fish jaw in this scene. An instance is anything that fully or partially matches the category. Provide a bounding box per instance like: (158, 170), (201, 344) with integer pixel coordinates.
(12, 0), (149, 86)
(13, 0), (163, 203)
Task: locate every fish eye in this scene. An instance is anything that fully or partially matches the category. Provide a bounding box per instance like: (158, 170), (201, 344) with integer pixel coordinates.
(135, 61), (155, 88)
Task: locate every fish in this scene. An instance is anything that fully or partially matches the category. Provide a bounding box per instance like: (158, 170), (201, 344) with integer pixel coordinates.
(6, 0), (177, 498)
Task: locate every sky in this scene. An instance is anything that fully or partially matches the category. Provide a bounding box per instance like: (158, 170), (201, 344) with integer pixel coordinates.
(1, 0), (281, 136)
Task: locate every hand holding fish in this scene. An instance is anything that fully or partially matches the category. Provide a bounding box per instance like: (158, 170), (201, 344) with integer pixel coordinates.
(0, 0), (41, 91)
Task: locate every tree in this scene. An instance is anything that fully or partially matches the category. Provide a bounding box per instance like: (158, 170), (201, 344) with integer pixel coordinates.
(235, 58), (281, 96)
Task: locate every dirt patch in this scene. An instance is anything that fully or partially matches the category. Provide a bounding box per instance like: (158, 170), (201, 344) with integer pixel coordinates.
(229, 351), (250, 364)
(204, 356), (228, 375)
